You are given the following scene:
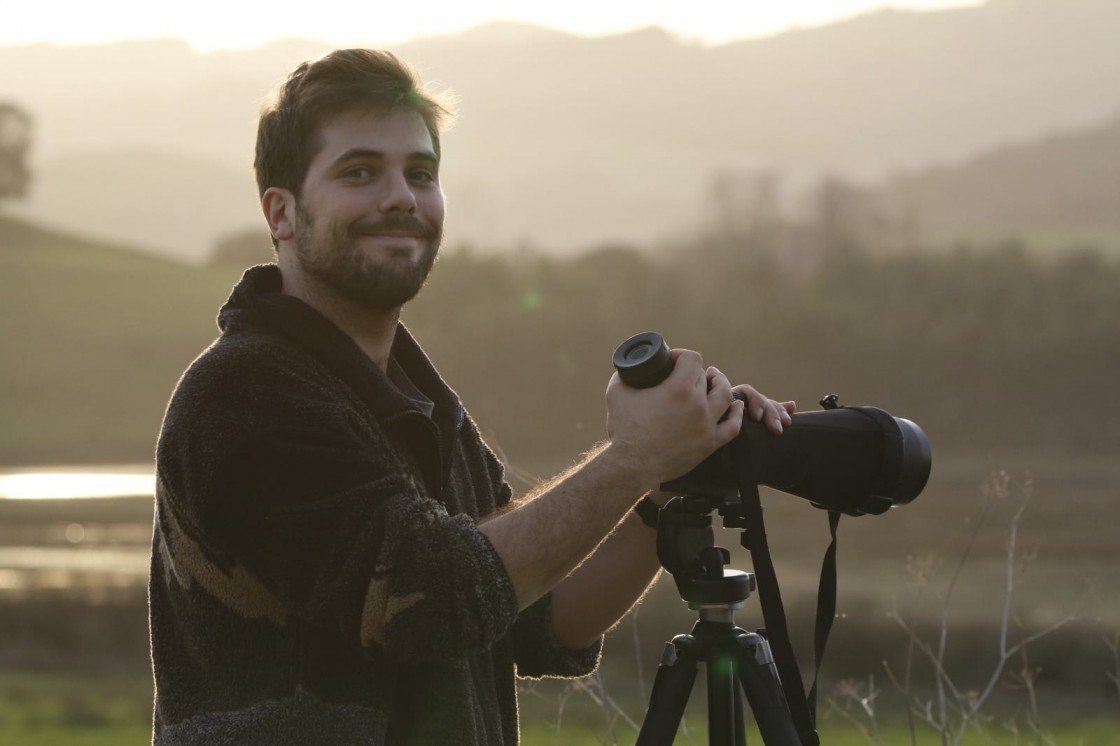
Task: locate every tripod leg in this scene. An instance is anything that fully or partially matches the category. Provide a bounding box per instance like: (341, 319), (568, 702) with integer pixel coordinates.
(637, 636), (700, 746)
(733, 631), (801, 746)
(733, 676), (746, 745)
(707, 651), (745, 746)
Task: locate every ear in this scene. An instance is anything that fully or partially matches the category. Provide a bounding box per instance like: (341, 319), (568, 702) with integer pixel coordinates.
(262, 187), (297, 243)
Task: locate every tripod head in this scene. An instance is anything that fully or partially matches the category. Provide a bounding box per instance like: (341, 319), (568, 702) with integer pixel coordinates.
(656, 494), (756, 608)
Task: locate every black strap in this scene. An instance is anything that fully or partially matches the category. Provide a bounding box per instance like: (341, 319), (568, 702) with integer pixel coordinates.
(731, 435), (821, 746)
(633, 494), (662, 529)
(808, 510), (841, 714)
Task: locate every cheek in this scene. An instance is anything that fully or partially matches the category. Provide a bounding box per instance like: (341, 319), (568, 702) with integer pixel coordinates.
(422, 193), (446, 226)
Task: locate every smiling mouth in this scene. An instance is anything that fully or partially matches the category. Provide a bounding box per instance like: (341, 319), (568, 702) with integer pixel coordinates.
(357, 232), (422, 240)
(351, 216), (434, 240)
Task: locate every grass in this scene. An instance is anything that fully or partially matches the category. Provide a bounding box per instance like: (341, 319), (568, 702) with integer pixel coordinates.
(520, 722), (1120, 745)
(2, 669), (1116, 745)
(0, 671), (151, 746)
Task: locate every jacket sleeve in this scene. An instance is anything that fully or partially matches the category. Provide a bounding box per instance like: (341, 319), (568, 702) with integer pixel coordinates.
(155, 339), (520, 664)
(511, 593), (602, 679)
(457, 406), (603, 678)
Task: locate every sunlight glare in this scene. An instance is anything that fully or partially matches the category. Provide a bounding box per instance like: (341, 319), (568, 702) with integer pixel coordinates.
(0, 472), (155, 500)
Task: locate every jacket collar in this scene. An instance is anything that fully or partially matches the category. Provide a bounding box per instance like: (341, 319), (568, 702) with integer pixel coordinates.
(218, 264), (464, 432)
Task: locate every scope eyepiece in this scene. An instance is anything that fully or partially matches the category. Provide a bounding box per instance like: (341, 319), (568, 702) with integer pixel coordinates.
(613, 331), (673, 389)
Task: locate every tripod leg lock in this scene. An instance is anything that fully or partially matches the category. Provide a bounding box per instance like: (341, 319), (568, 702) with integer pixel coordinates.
(736, 631), (776, 667)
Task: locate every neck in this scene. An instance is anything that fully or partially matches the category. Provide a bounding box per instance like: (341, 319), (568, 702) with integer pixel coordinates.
(279, 266), (401, 372)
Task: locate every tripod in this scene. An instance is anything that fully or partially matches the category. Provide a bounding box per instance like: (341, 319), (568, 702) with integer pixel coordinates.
(635, 496), (801, 746)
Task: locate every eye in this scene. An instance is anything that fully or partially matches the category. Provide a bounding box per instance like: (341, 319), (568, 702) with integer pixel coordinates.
(408, 168), (437, 184)
(343, 166), (372, 180)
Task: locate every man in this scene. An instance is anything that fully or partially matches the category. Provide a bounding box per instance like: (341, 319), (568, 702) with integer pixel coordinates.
(149, 48), (794, 745)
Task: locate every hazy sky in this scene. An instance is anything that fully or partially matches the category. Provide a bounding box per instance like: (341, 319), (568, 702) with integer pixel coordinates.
(6, 0), (983, 50)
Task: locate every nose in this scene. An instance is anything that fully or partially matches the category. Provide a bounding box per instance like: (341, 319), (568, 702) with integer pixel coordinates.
(379, 171), (417, 214)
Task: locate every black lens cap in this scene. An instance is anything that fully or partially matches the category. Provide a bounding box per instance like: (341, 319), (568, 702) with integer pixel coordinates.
(613, 332), (673, 389)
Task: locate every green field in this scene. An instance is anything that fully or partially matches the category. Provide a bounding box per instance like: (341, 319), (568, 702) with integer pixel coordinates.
(2, 670), (1118, 745)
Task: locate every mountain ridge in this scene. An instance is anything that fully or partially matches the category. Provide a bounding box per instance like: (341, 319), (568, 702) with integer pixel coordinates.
(2, 0), (1118, 259)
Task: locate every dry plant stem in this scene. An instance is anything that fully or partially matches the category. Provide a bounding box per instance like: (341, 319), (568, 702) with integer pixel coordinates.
(930, 472), (999, 745)
(827, 676), (886, 745)
(1003, 619), (1058, 745)
(1025, 714), (1058, 746)
(569, 674), (642, 737)
(903, 635), (919, 746)
(593, 669), (620, 745)
(826, 695), (880, 744)
(631, 606), (649, 704)
(1106, 632), (1120, 700)
(963, 498), (1074, 733)
(860, 675), (884, 744)
(1016, 624), (1041, 725)
(885, 476), (1076, 746)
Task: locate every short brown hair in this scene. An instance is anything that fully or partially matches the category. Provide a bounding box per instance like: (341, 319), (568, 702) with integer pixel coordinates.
(254, 49), (454, 199)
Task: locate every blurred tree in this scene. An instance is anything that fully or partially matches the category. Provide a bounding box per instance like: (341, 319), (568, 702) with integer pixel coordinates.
(814, 175), (869, 260)
(0, 102), (33, 200)
(707, 169), (785, 245)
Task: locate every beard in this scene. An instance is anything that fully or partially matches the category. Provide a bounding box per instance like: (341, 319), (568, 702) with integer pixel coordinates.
(292, 203), (442, 312)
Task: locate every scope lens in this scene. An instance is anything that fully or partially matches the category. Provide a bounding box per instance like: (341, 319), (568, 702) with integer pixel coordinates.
(625, 342), (653, 362)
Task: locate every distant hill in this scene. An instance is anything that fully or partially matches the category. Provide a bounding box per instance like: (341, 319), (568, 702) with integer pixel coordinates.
(881, 114), (1120, 238)
(2, 0), (1120, 259)
(14, 149), (260, 265)
(0, 214), (240, 463)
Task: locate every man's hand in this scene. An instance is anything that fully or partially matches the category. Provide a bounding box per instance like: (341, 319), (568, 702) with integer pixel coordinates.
(482, 345), (797, 629)
(549, 361), (796, 647)
(638, 381), (796, 507)
(604, 349), (745, 491)
(734, 383), (796, 435)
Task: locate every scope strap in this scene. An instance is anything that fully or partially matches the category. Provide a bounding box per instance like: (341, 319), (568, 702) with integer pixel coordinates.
(809, 510), (841, 716)
(731, 435), (821, 746)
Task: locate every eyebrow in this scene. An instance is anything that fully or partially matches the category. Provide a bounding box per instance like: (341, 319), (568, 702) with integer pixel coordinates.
(333, 147), (439, 167)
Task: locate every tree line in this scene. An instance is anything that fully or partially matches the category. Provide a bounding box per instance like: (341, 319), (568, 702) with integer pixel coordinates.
(0, 102), (32, 202)
(401, 238), (1118, 476)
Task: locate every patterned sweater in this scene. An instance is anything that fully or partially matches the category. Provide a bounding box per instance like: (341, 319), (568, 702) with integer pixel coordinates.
(149, 265), (601, 745)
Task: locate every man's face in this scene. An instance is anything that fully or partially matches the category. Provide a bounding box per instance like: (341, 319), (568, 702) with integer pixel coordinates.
(290, 107), (444, 311)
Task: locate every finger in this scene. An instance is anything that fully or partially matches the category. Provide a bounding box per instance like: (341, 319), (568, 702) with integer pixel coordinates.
(733, 384), (767, 422)
(733, 385), (791, 434)
(706, 367), (735, 420)
(706, 366), (733, 399)
(668, 349), (706, 389)
(766, 399), (794, 426)
(760, 398), (790, 434)
(714, 397), (746, 443)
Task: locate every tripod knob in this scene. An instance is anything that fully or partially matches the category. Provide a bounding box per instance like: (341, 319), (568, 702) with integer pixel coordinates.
(697, 546), (731, 579)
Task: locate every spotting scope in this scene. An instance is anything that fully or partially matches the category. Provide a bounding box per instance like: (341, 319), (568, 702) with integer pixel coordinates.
(613, 332), (932, 516)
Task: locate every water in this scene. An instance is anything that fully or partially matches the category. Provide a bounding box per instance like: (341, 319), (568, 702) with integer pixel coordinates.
(0, 467), (154, 500)
(0, 467), (154, 597)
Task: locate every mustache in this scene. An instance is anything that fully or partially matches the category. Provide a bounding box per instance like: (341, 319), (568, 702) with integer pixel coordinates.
(348, 215), (439, 239)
